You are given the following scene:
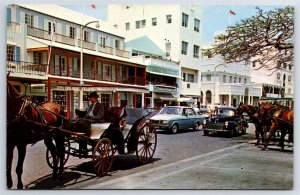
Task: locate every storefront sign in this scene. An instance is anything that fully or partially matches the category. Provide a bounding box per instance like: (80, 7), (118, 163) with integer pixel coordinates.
(30, 84), (46, 94)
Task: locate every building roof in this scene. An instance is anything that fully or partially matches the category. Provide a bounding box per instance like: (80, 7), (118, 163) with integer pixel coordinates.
(126, 36), (165, 57)
(18, 4), (123, 38)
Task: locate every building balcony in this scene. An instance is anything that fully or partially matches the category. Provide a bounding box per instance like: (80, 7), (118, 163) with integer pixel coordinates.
(7, 60), (145, 86)
(26, 26), (129, 58)
(7, 22), (21, 33)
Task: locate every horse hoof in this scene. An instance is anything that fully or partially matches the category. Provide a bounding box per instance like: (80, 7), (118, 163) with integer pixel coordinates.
(17, 184), (23, 189)
(7, 182), (13, 189)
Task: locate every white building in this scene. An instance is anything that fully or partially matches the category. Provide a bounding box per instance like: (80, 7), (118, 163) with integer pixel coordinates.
(107, 4), (203, 103)
(250, 61), (294, 99)
(200, 46), (261, 108)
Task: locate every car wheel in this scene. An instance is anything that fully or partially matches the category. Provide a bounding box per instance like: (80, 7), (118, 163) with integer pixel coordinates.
(170, 124), (179, 134)
(193, 122), (201, 131)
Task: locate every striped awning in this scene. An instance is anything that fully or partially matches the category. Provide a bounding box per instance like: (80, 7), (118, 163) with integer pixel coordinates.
(65, 86), (149, 93)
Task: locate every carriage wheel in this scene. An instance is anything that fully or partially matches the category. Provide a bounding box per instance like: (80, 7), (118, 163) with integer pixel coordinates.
(92, 138), (114, 177)
(46, 137), (70, 169)
(136, 123), (157, 164)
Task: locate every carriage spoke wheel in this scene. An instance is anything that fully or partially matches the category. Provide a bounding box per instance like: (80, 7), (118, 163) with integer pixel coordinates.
(92, 138), (114, 177)
(136, 123), (157, 164)
(46, 137), (70, 169)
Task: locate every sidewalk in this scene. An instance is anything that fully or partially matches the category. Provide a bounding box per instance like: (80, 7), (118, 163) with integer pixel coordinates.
(86, 141), (293, 189)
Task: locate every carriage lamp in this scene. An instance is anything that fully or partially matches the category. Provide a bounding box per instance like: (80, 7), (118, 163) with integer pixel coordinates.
(202, 119), (207, 125)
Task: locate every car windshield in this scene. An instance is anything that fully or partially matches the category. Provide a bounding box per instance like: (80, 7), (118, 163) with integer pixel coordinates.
(159, 107), (181, 115)
(218, 109), (235, 116)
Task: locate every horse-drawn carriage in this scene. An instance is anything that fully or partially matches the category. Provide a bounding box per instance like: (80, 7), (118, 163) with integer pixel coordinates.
(7, 80), (157, 189)
(46, 107), (157, 177)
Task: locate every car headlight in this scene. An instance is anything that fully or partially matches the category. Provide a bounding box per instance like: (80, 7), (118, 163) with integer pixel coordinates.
(202, 119), (207, 125)
(225, 121), (229, 126)
(162, 120), (168, 124)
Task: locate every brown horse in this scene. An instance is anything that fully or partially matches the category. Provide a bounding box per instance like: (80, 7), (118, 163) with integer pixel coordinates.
(259, 103), (294, 150)
(236, 103), (265, 145)
(7, 81), (65, 189)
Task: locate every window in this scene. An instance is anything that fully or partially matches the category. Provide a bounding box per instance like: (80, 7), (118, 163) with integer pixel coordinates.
(239, 77), (241, 83)
(125, 22), (130, 30)
(25, 13), (34, 27)
(115, 40), (120, 49)
(100, 36), (106, 46)
(33, 51), (42, 64)
(152, 17), (157, 26)
(187, 74), (195, 82)
(7, 7), (11, 22)
(223, 75), (226, 83)
(207, 75), (211, 82)
(166, 42), (171, 56)
(234, 77), (237, 83)
(141, 19), (146, 28)
(135, 20), (146, 29)
(277, 72), (281, 79)
(288, 87), (292, 94)
(7, 45), (14, 62)
(182, 13), (188, 27)
(166, 15), (172, 23)
(193, 45), (199, 58)
(289, 64), (292, 70)
(69, 26), (76, 38)
(288, 75), (292, 82)
(101, 94), (111, 108)
(183, 73), (186, 81)
(181, 41), (188, 55)
(229, 76), (233, 83)
(252, 61), (256, 67)
(84, 31), (90, 42)
(135, 20), (141, 29)
(194, 18), (200, 32)
(244, 78), (247, 84)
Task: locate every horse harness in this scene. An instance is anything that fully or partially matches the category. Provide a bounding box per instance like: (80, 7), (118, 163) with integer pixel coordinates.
(7, 95), (48, 126)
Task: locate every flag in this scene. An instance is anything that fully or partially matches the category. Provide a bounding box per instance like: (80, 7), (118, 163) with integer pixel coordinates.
(91, 4), (96, 9)
(229, 10), (236, 15)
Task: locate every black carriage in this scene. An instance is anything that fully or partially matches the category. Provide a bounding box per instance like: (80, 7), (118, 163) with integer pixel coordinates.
(46, 107), (157, 176)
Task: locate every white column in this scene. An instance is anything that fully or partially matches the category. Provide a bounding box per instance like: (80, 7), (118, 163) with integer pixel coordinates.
(229, 94), (232, 106)
(248, 95), (250, 105)
(141, 93), (145, 108)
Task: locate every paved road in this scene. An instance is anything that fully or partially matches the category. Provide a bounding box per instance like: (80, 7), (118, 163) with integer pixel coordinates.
(8, 123), (293, 190)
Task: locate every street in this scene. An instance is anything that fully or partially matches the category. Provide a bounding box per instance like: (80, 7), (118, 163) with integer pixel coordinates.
(9, 124), (293, 190)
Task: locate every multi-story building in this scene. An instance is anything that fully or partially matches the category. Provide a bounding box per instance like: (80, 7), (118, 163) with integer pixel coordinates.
(200, 46), (261, 108)
(250, 61), (294, 99)
(126, 35), (181, 110)
(6, 4), (148, 118)
(107, 4), (203, 104)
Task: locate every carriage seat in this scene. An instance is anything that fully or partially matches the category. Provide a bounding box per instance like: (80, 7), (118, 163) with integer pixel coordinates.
(90, 107), (128, 139)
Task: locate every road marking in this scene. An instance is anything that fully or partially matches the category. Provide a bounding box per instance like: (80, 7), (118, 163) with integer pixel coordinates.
(85, 143), (247, 189)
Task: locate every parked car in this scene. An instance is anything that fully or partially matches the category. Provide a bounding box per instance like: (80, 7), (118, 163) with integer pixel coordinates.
(149, 106), (206, 134)
(202, 106), (248, 137)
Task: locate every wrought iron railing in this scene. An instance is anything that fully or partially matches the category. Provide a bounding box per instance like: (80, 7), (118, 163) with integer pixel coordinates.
(7, 61), (47, 76)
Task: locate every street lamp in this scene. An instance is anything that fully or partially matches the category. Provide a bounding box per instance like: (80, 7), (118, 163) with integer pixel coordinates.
(212, 64), (225, 109)
(79, 20), (100, 110)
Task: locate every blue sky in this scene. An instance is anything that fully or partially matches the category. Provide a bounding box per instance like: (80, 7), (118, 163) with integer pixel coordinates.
(62, 4), (286, 43)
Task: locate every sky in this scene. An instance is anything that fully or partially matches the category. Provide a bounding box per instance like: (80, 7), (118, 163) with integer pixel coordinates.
(62, 4), (286, 43)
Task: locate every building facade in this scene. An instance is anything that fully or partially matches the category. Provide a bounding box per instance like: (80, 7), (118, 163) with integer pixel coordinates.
(200, 48), (261, 108)
(250, 61), (294, 99)
(107, 4), (203, 104)
(126, 35), (181, 110)
(7, 4), (148, 118)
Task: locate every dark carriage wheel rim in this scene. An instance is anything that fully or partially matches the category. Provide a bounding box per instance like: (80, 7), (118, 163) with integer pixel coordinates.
(46, 138), (70, 169)
(136, 123), (157, 164)
(92, 138), (114, 177)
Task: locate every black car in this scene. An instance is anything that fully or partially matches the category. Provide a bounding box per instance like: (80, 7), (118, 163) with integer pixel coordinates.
(202, 106), (248, 137)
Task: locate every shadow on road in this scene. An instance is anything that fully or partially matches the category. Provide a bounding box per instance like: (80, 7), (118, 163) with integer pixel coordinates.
(26, 155), (161, 189)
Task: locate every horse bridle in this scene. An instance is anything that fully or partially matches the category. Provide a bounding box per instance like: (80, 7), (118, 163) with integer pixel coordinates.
(7, 95), (32, 124)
